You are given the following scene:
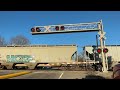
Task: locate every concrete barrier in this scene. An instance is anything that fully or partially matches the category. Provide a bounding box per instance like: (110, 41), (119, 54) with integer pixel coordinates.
(0, 71), (31, 79)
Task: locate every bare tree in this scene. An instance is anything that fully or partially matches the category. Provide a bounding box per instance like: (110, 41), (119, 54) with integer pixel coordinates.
(0, 35), (7, 46)
(9, 35), (30, 45)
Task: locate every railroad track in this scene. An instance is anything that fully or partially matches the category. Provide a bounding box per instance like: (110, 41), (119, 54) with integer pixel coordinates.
(0, 63), (101, 71)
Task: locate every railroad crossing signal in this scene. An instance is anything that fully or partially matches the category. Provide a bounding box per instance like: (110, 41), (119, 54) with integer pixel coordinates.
(30, 21), (100, 35)
(55, 26), (65, 31)
(31, 27), (41, 32)
(30, 20), (108, 72)
(97, 48), (108, 54)
(103, 48), (108, 53)
(98, 32), (106, 40)
(97, 48), (102, 54)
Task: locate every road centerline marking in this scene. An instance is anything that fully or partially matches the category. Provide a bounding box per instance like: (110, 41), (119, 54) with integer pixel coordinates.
(0, 71), (31, 79)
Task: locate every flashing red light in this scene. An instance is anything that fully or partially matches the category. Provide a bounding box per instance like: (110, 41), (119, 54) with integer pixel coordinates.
(103, 48), (108, 53)
(55, 26), (59, 31)
(31, 28), (35, 32)
(36, 27), (41, 32)
(60, 26), (65, 30)
(97, 48), (102, 54)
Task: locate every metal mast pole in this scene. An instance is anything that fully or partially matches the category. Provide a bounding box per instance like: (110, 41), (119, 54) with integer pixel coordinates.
(99, 20), (107, 72)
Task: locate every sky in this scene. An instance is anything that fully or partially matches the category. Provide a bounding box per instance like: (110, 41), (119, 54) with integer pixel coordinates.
(0, 11), (120, 53)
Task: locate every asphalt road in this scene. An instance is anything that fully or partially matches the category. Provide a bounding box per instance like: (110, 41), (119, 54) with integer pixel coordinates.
(10, 70), (63, 79)
(9, 70), (113, 79)
(0, 70), (27, 76)
(0, 70), (113, 79)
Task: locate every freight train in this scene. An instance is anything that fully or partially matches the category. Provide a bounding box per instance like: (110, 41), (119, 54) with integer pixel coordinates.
(0, 44), (102, 70)
(0, 44), (79, 70)
(83, 45), (120, 71)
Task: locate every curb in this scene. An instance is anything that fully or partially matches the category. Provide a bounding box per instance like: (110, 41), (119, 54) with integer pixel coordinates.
(0, 71), (32, 79)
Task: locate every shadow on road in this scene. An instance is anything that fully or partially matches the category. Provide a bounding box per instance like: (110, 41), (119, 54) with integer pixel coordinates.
(82, 75), (106, 79)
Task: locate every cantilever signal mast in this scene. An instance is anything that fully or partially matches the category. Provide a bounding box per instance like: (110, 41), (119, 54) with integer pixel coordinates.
(31, 21), (100, 35)
(30, 20), (108, 72)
